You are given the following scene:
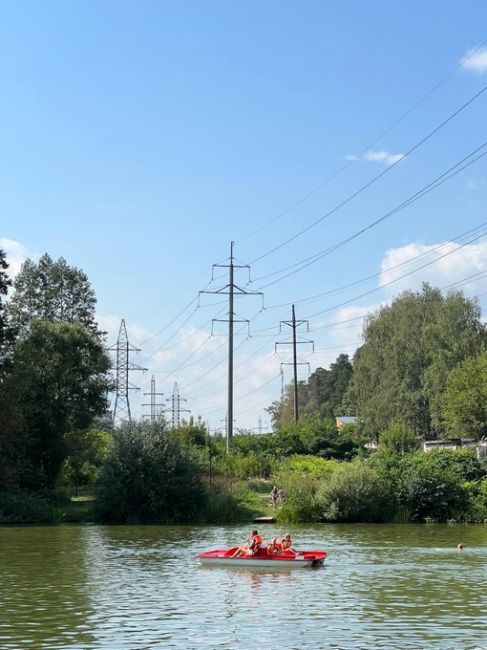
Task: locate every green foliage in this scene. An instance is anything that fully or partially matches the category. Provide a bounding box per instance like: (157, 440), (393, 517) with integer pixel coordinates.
(8, 254), (98, 333)
(344, 284), (486, 437)
(0, 490), (58, 523)
(0, 249), (12, 370)
(462, 479), (487, 523)
(398, 450), (470, 522)
(442, 350), (487, 439)
(273, 455), (341, 480)
(201, 479), (264, 523)
(60, 428), (112, 494)
(268, 354), (353, 428)
(379, 422), (419, 454)
(7, 320), (111, 488)
(215, 450), (272, 479)
(277, 419), (364, 460)
(316, 460), (390, 523)
(95, 422), (205, 523)
(277, 476), (321, 523)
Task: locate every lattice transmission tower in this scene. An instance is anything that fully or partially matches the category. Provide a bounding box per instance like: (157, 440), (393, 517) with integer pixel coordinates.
(109, 319), (147, 426)
(167, 382), (190, 429)
(142, 374), (166, 423)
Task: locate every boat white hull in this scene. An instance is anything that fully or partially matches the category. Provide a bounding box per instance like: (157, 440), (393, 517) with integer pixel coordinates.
(198, 557), (321, 568)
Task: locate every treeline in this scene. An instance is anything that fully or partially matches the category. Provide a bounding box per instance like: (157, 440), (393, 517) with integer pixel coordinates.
(1, 248), (486, 525)
(90, 420), (487, 524)
(269, 285), (487, 441)
(0, 251), (112, 519)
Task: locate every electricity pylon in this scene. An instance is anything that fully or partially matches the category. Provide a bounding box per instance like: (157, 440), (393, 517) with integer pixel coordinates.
(142, 374), (165, 423)
(167, 382), (190, 429)
(109, 319), (147, 426)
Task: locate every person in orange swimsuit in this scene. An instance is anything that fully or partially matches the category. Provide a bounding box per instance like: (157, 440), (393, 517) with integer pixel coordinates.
(281, 533), (296, 552)
(267, 537), (283, 555)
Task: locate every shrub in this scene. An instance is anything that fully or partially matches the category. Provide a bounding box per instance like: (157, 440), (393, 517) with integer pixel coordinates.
(95, 422), (205, 523)
(398, 450), (468, 522)
(462, 479), (487, 523)
(201, 480), (255, 523)
(316, 460), (390, 523)
(214, 451), (272, 479)
(277, 476), (321, 523)
(273, 455), (341, 482)
(378, 422), (419, 454)
(0, 490), (58, 523)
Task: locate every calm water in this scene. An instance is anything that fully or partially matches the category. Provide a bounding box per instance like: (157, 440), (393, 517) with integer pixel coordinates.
(0, 523), (485, 649)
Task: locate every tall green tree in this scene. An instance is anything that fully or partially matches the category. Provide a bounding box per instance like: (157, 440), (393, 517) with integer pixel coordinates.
(267, 354), (353, 429)
(8, 321), (111, 488)
(344, 284), (486, 437)
(9, 254), (98, 333)
(0, 249), (12, 370)
(442, 350), (487, 439)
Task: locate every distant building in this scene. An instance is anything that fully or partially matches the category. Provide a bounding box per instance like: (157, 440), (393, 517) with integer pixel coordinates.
(422, 438), (487, 459)
(336, 416), (358, 430)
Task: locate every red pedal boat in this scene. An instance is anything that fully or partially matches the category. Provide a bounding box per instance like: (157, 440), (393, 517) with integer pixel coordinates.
(197, 546), (327, 568)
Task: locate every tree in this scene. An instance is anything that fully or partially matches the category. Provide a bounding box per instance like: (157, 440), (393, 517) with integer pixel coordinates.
(95, 422), (206, 523)
(378, 422), (419, 454)
(442, 350), (487, 440)
(343, 285), (486, 437)
(8, 320), (112, 488)
(0, 249), (12, 370)
(61, 428), (112, 495)
(8, 254), (98, 333)
(266, 354), (354, 429)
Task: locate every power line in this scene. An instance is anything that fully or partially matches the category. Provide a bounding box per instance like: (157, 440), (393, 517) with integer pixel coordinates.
(264, 222), (487, 310)
(303, 230), (487, 320)
(254, 143), (487, 289)
(236, 40), (487, 246)
(249, 83), (487, 266)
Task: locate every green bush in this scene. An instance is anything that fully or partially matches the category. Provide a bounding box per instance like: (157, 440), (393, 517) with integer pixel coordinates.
(462, 479), (487, 523)
(316, 460), (390, 523)
(398, 450), (469, 522)
(0, 490), (58, 523)
(277, 476), (321, 523)
(378, 422), (419, 454)
(95, 422), (206, 523)
(201, 480), (258, 523)
(214, 451), (272, 479)
(274, 454), (341, 482)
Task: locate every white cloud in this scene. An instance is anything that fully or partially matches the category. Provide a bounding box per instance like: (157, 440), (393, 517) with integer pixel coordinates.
(0, 237), (30, 278)
(461, 46), (487, 73)
(345, 150), (404, 166)
(379, 240), (487, 296)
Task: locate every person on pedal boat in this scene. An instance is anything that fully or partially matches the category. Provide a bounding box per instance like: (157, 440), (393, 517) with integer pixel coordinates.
(267, 537), (283, 555)
(232, 529), (265, 557)
(281, 533), (296, 553)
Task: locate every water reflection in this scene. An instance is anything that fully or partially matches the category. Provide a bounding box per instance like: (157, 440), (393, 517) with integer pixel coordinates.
(0, 523), (485, 648)
(0, 526), (96, 649)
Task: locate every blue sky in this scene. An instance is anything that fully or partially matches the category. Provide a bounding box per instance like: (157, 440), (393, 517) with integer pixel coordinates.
(2, 1), (487, 430)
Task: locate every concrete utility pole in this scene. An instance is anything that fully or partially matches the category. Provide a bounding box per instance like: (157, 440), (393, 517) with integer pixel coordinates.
(142, 374), (165, 423)
(275, 305), (314, 424)
(109, 319), (147, 427)
(199, 242), (263, 452)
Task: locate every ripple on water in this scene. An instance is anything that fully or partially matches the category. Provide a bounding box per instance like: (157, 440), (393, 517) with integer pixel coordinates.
(0, 524), (486, 648)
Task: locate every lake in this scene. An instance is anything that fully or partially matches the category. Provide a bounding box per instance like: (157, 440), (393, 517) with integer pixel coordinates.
(0, 523), (485, 649)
